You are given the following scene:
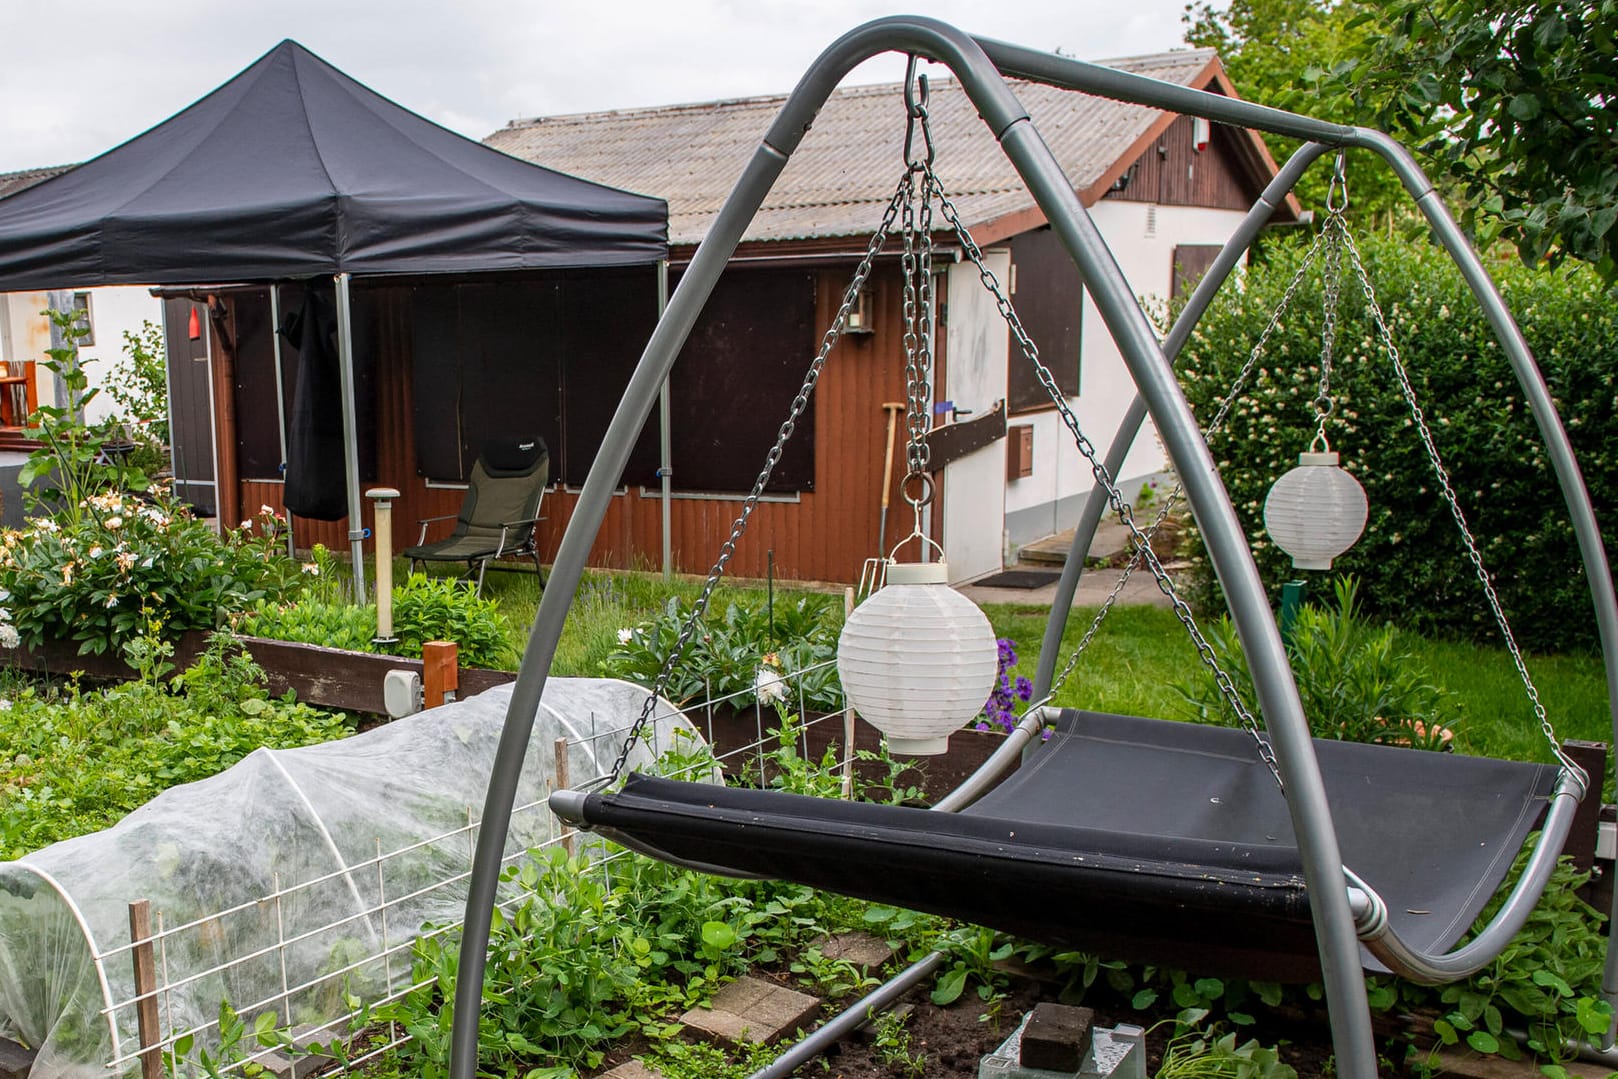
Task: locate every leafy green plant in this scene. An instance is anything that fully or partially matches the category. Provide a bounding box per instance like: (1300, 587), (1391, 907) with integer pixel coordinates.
(0, 637), (351, 859)
(0, 494), (293, 655)
(239, 570), (517, 669)
(869, 1007), (926, 1077)
(1155, 1026), (1298, 1079)
(601, 594), (844, 711)
(1176, 576), (1458, 748)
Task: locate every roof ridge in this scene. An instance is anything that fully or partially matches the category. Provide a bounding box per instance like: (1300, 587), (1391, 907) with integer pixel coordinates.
(498, 47), (1209, 133)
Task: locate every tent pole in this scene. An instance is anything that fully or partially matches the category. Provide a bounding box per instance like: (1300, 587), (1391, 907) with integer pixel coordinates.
(269, 285), (295, 560)
(658, 260), (672, 581)
(333, 273), (367, 603)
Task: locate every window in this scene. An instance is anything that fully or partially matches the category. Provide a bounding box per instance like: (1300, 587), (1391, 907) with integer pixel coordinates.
(71, 292), (94, 346)
(1006, 227), (1083, 414)
(1171, 245), (1224, 304)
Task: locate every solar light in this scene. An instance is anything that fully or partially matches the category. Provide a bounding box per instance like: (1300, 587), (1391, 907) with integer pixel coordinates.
(836, 560), (998, 755)
(1263, 450), (1368, 570)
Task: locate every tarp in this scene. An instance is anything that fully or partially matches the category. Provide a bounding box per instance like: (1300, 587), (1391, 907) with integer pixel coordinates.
(0, 39), (667, 291)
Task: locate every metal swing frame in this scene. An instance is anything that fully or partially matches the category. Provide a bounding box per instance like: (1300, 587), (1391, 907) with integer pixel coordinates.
(450, 18), (1618, 1079)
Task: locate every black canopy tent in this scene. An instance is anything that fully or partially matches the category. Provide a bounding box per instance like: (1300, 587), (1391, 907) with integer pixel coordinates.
(0, 39), (668, 593)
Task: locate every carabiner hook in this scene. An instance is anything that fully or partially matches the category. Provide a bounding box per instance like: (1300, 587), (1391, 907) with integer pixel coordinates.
(1324, 150), (1349, 214)
(902, 57), (935, 170)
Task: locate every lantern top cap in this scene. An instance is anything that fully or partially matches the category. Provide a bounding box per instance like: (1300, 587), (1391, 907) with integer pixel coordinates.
(887, 561), (951, 585)
(1298, 450), (1340, 467)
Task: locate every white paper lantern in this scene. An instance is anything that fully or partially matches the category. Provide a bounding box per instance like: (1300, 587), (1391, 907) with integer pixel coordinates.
(836, 561), (998, 755)
(1263, 450), (1368, 570)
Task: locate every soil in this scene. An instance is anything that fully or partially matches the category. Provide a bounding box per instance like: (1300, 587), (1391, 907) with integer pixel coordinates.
(592, 965), (1347, 1079)
(802, 979), (1340, 1079)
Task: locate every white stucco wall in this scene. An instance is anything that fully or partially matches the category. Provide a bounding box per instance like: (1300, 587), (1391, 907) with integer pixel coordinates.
(1000, 201), (1250, 549)
(941, 252), (1012, 582)
(0, 286), (162, 424)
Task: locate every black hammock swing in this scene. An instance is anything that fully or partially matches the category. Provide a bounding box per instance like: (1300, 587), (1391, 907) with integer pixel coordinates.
(554, 711), (1559, 982)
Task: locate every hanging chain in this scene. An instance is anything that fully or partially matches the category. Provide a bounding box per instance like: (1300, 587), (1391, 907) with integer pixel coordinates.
(1047, 235), (1333, 701)
(926, 167), (1284, 788)
(1338, 226), (1585, 786)
(1310, 154), (1349, 453)
(899, 62), (937, 533)
(597, 175), (913, 789)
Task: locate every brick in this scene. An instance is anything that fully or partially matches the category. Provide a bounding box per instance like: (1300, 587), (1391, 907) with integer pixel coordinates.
(815, 931), (897, 971)
(1020, 1003), (1093, 1073)
(679, 975), (821, 1047)
(599, 1061), (666, 1079)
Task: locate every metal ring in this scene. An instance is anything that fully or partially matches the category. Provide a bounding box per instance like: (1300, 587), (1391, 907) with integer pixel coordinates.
(901, 471), (935, 507)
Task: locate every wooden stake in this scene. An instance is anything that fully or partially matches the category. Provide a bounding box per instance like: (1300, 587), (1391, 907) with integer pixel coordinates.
(422, 640), (459, 708)
(127, 900), (163, 1079)
(554, 736), (575, 857)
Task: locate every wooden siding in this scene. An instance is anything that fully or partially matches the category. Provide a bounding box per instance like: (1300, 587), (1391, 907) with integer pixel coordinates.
(1103, 115), (1261, 212)
(233, 264), (918, 585)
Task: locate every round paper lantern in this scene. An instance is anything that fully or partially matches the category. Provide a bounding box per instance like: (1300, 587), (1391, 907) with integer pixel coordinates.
(1263, 450), (1368, 570)
(836, 561), (998, 755)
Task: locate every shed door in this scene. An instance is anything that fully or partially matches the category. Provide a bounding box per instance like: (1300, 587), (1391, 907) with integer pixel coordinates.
(164, 297), (218, 516)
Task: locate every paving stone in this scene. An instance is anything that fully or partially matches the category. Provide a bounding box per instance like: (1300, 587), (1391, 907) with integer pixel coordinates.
(0, 1038), (36, 1079)
(679, 975), (821, 1047)
(1020, 1002), (1093, 1072)
(256, 1026), (340, 1079)
(815, 931), (897, 970)
(599, 1061), (665, 1079)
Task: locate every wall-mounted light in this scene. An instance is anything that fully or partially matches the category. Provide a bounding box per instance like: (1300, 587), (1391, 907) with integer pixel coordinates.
(845, 286), (875, 334)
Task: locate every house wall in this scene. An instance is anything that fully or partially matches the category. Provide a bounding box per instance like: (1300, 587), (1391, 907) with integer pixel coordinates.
(0, 286), (162, 423)
(1001, 201), (1249, 551)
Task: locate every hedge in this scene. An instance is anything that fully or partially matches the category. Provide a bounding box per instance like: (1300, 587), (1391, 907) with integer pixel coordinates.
(1175, 233), (1618, 652)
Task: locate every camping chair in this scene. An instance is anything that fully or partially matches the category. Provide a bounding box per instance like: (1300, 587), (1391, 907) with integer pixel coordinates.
(403, 436), (549, 596)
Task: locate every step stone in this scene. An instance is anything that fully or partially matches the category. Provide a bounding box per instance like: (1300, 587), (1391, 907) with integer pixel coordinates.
(679, 975), (821, 1047)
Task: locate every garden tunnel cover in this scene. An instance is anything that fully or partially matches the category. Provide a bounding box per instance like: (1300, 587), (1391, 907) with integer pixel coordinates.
(0, 678), (701, 1078)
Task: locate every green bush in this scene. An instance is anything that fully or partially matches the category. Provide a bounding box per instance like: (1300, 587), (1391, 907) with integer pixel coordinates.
(1177, 233), (1618, 651)
(239, 570), (517, 669)
(0, 493), (292, 655)
(0, 636), (352, 858)
(600, 594), (844, 711)
(1175, 577), (1458, 749)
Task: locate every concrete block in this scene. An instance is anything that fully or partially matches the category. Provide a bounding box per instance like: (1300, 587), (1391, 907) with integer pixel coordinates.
(679, 975), (821, 1047)
(1021, 1003), (1094, 1072)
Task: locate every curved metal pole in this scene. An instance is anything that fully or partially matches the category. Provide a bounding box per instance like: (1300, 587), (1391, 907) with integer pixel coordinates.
(456, 19), (1389, 1078)
(1340, 127), (1618, 1029)
(1032, 140), (1333, 699)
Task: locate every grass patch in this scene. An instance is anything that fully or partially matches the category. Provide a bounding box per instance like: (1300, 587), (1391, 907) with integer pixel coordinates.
(477, 567), (1608, 772)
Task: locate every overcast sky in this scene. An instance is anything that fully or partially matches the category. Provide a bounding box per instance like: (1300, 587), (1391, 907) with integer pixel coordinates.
(0, 0), (1197, 174)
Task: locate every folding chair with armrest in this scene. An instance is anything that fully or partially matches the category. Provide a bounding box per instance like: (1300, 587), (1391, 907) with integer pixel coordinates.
(403, 436), (548, 596)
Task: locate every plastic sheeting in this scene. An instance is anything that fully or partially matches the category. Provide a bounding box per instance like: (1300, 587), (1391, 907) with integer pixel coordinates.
(0, 678), (699, 1078)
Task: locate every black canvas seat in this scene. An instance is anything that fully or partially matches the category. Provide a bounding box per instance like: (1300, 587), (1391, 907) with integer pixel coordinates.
(404, 436), (549, 596)
(562, 710), (1558, 980)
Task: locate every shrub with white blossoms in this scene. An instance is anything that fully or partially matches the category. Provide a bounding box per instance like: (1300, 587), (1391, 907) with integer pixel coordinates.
(0, 489), (296, 655)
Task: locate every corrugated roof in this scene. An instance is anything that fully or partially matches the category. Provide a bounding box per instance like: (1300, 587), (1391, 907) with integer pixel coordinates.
(0, 165), (71, 200)
(487, 50), (1221, 247)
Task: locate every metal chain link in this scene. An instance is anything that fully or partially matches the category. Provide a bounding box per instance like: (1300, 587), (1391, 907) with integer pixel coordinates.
(1311, 156), (1349, 452)
(926, 167), (1285, 787)
(1338, 226), (1585, 785)
(1047, 234), (1333, 701)
(598, 175), (914, 788)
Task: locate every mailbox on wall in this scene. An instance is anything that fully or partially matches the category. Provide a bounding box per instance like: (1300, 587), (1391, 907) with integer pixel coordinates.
(1008, 424), (1034, 480)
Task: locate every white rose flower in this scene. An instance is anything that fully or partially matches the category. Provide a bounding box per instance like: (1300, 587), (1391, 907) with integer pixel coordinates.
(617, 627), (635, 645)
